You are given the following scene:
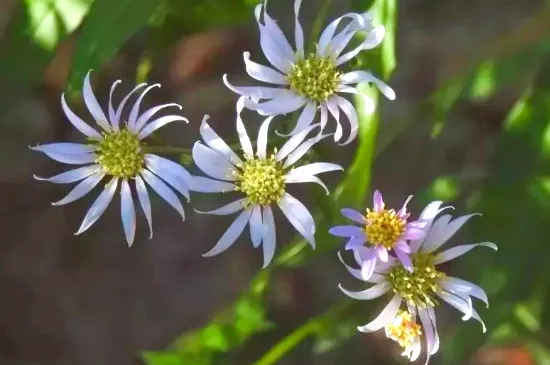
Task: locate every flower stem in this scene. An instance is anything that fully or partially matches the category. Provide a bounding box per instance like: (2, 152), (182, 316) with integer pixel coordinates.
(143, 146), (191, 155)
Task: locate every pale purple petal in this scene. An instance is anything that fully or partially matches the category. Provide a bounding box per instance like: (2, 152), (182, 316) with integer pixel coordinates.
(285, 174), (329, 195)
(427, 307), (440, 355)
(127, 84), (161, 130)
(397, 195), (413, 217)
(114, 83), (147, 126)
(75, 178), (118, 235)
(278, 193), (315, 247)
(337, 251), (362, 281)
(34, 164), (101, 184)
(30, 147), (96, 165)
(283, 133), (331, 168)
(249, 205), (264, 248)
(261, 206), (277, 268)
(192, 143), (237, 181)
(141, 169), (185, 220)
(188, 176), (236, 193)
(341, 208), (365, 224)
(255, 4), (295, 63)
(108, 80), (121, 129)
(326, 97), (342, 141)
(203, 208), (252, 257)
(144, 154), (192, 185)
(256, 116), (273, 159)
(83, 71), (109, 131)
(31, 143), (95, 155)
(286, 162), (343, 177)
(339, 282), (389, 300)
(138, 115), (189, 139)
(275, 124), (319, 161)
(442, 276), (489, 307)
(277, 101), (316, 137)
(418, 308), (435, 365)
(404, 227), (426, 240)
(222, 75), (285, 102)
(340, 70), (396, 100)
(336, 26), (385, 66)
(357, 294), (402, 332)
(333, 95), (359, 145)
(236, 97), (254, 157)
(329, 225), (364, 238)
(61, 93), (101, 138)
(199, 115), (242, 165)
(135, 175), (153, 239)
(243, 52), (287, 85)
(433, 242), (497, 265)
(253, 91), (307, 116)
(376, 245), (388, 262)
(424, 214), (481, 254)
(437, 290), (473, 321)
(195, 199), (245, 216)
(373, 190), (384, 212)
(293, 0), (304, 57)
(52, 172), (105, 206)
(395, 240), (411, 254)
(361, 256), (377, 281)
(145, 156), (191, 201)
(134, 103), (182, 133)
(120, 179), (136, 246)
(395, 248), (413, 272)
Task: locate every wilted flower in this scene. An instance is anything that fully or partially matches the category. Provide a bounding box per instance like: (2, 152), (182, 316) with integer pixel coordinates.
(329, 190), (428, 279)
(31, 71), (191, 246)
(338, 201), (497, 363)
(223, 0), (395, 145)
(191, 97), (342, 267)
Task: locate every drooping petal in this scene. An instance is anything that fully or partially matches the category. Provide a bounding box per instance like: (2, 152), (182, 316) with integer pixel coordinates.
(195, 199), (245, 216)
(357, 294), (402, 332)
(337, 251), (361, 280)
(329, 225), (364, 238)
(373, 190), (384, 211)
(203, 208), (253, 257)
(278, 193), (315, 247)
(138, 115), (189, 139)
(256, 116), (273, 159)
(188, 176), (236, 193)
(134, 103), (182, 133)
(192, 143), (238, 181)
(326, 97), (343, 142)
(127, 84), (161, 130)
(286, 162), (343, 177)
(61, 93), (101, 138)
(236, 97), (254, 157)
(199, 115), (242, 165)
(120, 179), (136, 246)
(83, 71), (110, 131)
(261, 206), (277, 268)
(418, 308), (435, 365)
(75, 178), (118, 235)
(433, 242), (497, 265)
(345, 235), (366, 250)
(275, 124), (320, 161)
(442, 276), (489, 307)
(317, 12), (364, 56)
(114, 83), (147, 126)
(52, 172), (105, 206)
(409, 201), (450, 253)
(340, 71), (396, 100)
(333, 95), (360, 145)
(31, 143), (95, 155)
(30, 146), (96, 165)
(135, 175), (153, 239)
(361, 255), (377, 281)
(471, 307), (487, 333)
(438, 290), (473, 320)
(285, 174), (329, 195)
(243, 52), (287, 84)
(249, 205), (264, 248)
(34, 164), (101, 184)
(141, 169), (185, 220)
(339, 282), (390, 300)
(222, 75), (285, 102)
(253, 91), (307, 116)
(427, 307), (440, 355)
(395, 248), (413, 272)
(336, 26), (385, 66)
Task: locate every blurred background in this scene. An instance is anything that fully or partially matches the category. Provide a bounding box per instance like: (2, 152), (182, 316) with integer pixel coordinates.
(1, 0), (550, 364)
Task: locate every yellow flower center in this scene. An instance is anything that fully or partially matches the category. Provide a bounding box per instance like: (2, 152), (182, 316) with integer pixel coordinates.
(95, 128), (144, 178)
(286, 53), (342, 103)
(235, 155), (286, 207)
(365, 208), (406, 249)
(387, 253), (446, 308)
(385, 311), (422, 349)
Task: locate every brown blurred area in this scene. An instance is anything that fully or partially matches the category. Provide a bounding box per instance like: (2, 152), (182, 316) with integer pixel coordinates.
(0, 0), (545, 364)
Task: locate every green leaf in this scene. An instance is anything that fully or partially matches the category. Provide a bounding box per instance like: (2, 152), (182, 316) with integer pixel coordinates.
(142, 352), (185, 365)
(67, 0), (159, 92)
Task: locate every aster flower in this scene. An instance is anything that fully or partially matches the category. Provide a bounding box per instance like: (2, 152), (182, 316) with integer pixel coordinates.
(31, 71), (191, 246)
(191, 97), (342, 267)
(329, 190), (428, 279)
(223, 0), (396, 145)
(338, 201), (497, 363)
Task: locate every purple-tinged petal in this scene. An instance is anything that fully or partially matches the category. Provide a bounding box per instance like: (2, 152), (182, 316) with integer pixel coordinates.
(418, 308), (435, 365)
(75, 178), (118, 235)
(397, 195), (413, 217)
(337, 251), (362, 281)
(341, 208), (365, 224)
(338, 282), (390, 300)
(261, 206), (277, 268)
(433, 242), (497, 265)
(329, 225), (364, 238)
(203, 208), (252, 257)
(61, 93), (101, 138)
(345, 235), (366, 250)
(373, 190), (384, 212)
(357, 294), (402, 333)
(376, 245), (388, 262)
(395, 240), (411, 254)
(404, 227), (426, 240)
(361, 256), (377, 281)
(395, 248), (413, 272)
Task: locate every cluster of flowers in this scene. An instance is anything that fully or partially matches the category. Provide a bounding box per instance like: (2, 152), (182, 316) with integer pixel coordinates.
(31, 0), (496, 363)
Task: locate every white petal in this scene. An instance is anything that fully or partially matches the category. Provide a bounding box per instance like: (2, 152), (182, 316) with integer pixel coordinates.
(278, 101), (316, 137)
(256, 116), (273, 159)
(287, 162), (343, 178)
(261, 205), (277, 268)
(141, 169), (185, 220)
(188, 176), (236, 193)
(442, 276), (489, 307)
(285, 174), (329, 195)
(34, 164), (101, 184)
(243, 52), (287, 85)
(471, 307), (487, 333)
(409, 201), (449, 253)
(128, 84), (161, 130)
(134, 103), (182, 133)
(135, 175), (153, 239)
(337, 85), (376, 115)
(108, 80), (122, 129)
(357, 294), (401, 332)
(144, 154), (192, 185)
(427, 307), (440, 355)
(337, 251), (362, 281)
(195, 199), (245, 216)
(333, 95), (360, 145)
(138, 115), (189, 139)
(423, 214), (481, 254)
(317, 13), (364, 56)
(52, 172), (105, 206)
(203, 208), (252, 257)
(75, 178), (118, 235)
(438, 290), (473, 320)
(236, 97), (254, 157)
(31, 147), (96, 165)
(275, 124), (319, 161)
(83, 71), (109, 131)
(253, 91), (307, 116)
(223, 75), (285, 102)
(61, 93), (101, 138)
(336, 26), (385, 66)
(293, 0), (304, 58)
(326, 97), (343, 141)
(31, 142), (95, 155)
(146, 164), (190, 202)
(200, 115), (242, 165)
(192, 143), (237, 181)
(320, 103), (328, 131)
(283, 133), (331, 168)
(338, 282), (389, 300)
(114, 83), (147, 125)
(340, 71), (395, 100)
(120, 179), (136, 246)
(250, 205), (264, 248)
(256, 4), (295, 62)
(278, 193), (315, 247)
(418, 308), (435, 364)
(433, 242), (497, 265)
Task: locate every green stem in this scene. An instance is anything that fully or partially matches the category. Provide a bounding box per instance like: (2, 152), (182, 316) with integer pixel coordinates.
(252, 300), (352, 365)
(143, 146), (191, 155)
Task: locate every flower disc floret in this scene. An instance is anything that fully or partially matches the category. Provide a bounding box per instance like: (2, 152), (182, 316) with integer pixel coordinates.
(95, 128), (144, 178)
(235, 155), (286, 207)
(365, 208), (406, 249)
(387, 253), (445, 308)
(385, 311), (422, 349)
(286, 54), (342, 103)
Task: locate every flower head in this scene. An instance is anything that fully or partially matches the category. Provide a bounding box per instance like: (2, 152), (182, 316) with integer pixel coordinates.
(191, 97), (343, 267)
(329, 190), (428, 279)
(338, 201), (497, 363)
(31, 71), (191, 246)
(223, 0), (395, 145)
